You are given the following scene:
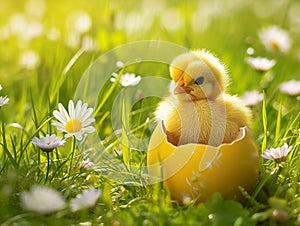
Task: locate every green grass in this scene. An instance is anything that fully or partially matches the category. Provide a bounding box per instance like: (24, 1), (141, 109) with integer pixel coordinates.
(0, 0), (300, 225)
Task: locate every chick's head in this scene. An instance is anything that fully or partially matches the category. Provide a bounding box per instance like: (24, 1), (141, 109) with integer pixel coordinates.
(170, 50), (229, 101)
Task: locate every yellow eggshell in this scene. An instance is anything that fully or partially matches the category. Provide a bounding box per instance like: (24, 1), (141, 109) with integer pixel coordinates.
(147, 122), (259, 203)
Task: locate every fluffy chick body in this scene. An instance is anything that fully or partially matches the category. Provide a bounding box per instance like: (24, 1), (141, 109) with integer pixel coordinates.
(156, 93), (251, 146)
(155, 50), (252, 146)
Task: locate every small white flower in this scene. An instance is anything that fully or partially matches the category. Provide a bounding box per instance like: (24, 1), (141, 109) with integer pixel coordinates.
(116, 61), (124, 69)
(259, 26), (291, 53)
(47, 27), (61, 41)
(23, 21), (44, 40)
(70, 187), (101, 212)
(119, 73), (141, 87)
(65, 31), (80, 48)
(52, 100), (95, 141)
(182, 194), (192, 205)
(21, 185), (66, 214)
(261, 143), (291, 163)
(246, 47), (255, 55)
(0, 96), (9, 107)
(8, 13), (27, 36)
(19, 50), (40, 70)
(0, 84), (9, 107)
(80, 159), (94, 170)
(246, 57), (276, 72)
(81, 36), (98, 51)
(279, 80), (300, 96)
(67, 11), (92, 34)
(8, 13), (43, 41)
(242, 90), (263, 107)
(32, 134), (65, 152)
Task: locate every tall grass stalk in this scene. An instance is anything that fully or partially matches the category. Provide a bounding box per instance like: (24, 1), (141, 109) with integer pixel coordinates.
(121, 90), (130, 170)
(94, 69), (123, 116)
(261, 93), (267, 152)
(68, 136), (76, 175)
(274, 102), (282, 144)
(45, 152), (50, 183)
(1, 123), (18, 168)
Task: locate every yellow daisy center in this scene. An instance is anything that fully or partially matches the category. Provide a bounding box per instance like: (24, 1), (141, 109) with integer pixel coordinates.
(270, 40), (279, 51)
(65, 119), (82, 133)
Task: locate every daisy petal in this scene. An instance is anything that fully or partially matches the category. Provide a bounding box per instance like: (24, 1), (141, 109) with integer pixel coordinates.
(74, 132), (83, 141)
(64, 133), (73, 139)
(82, 126), (95, 133)
(74, 100), (82, 118)
(81, 108), (94, 122)
(51, 122), (67, 132)
(58, 103), (71, 121)
(53, 110), (67, 123)
(68, 100), (75, 118)
(82, 118), (95, 127)
(77, 103), (88, 119)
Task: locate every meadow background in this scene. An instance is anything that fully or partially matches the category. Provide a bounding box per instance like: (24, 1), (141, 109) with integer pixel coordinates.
(0, 0), (300, 225)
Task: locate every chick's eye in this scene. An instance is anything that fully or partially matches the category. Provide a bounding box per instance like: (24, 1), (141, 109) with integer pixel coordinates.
(195, 76), (204, 85)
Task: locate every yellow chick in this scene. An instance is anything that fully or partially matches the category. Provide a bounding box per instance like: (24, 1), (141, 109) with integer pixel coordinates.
(155, 50), (252, 146)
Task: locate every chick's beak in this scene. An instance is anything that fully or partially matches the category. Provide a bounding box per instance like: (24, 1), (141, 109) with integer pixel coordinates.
(173, 84), (185, 94)
(173, 74), (194, 94)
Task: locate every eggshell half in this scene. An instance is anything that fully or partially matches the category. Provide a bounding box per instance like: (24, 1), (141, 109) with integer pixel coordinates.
(147, 122), (259, 203)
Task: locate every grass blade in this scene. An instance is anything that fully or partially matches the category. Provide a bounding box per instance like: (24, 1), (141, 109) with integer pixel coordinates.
(261, 93), (267, 152)
(0, 123), (18, 168)
(275, 102), (282, 144)
(121, 92), (130, 169)
(94, 69), (123, 116)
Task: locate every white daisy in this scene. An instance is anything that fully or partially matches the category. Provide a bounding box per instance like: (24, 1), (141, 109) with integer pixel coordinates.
(246, 57), (276, 72)
(80, 159), (94, 170)
(119, 73), (141, 87)
(0, 84), (2, 91)
(259, 26), (291, 53)
(261, 143), (291, 163)
(52, 100), (95, 141)
(70, 186), (101, 212)
(0, 96), (9, 107)
(21, 185), (66, 214)
(242, 90), (263, 107)
(279, 80), (300, 96)
(32, 134), (65, 152)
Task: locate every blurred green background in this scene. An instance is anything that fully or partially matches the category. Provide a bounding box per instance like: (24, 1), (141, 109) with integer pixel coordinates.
(1, 0), (299, 140)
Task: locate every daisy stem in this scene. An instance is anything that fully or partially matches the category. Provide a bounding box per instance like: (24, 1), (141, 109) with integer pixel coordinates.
(121, 90), (130, 170)
(252, 169), (273, 199)
(45, 152), (50, 184)
(68, 136), (76, 175)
